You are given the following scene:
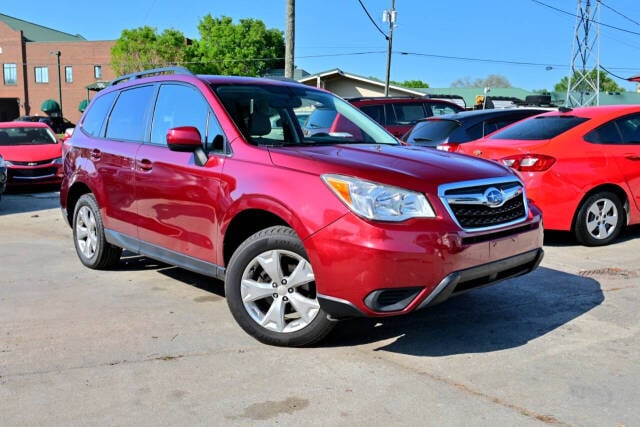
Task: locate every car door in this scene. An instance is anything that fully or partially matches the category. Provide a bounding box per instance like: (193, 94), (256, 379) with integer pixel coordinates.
(134, 82), (228, 265)
(585, 114), (640, 211)
(90, 86), (154, 241)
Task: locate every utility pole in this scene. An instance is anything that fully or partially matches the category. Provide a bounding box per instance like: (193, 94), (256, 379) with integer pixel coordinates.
(566, 0), (600, 107)
(53, 50), (63, 117)
(285, 0), (295, 79)
(383, 0), (396, 96)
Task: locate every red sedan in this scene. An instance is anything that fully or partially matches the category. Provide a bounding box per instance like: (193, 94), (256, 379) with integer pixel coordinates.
(0, 122), (63, 187)
(458, 105), (640, 246)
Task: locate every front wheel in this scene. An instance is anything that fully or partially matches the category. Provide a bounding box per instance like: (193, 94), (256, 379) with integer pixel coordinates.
(574, 192), (624, 246)
(73, 194), (122, 269)
(225, 226), (335, 346)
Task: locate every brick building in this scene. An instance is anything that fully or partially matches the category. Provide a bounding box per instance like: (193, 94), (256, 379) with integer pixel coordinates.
(0, 13), (116, 124)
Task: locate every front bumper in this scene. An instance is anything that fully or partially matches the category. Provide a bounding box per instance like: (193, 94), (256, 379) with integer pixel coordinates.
(306, 210), (544, 318)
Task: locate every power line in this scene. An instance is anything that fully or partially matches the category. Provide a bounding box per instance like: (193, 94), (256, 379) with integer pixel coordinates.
(356, 0), (388, 40)
(599, 0), (640, 27)
(532, 0), (640, 37)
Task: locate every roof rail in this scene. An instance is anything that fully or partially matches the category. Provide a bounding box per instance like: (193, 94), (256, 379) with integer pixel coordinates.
(110, 66), (194, 86)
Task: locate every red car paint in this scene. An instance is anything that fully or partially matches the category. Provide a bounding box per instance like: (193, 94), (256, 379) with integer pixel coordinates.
(458, 105), (640, 245)
(0, 122), (63, 187)
(60, 68), (543, 345)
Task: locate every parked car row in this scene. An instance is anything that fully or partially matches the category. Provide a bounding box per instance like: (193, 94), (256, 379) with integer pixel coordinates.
(457, 105), (640, 246)
(60, 67), (544, 346)
(348, 95), (640, 247)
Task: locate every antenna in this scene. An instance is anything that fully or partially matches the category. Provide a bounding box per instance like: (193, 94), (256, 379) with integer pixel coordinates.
(566, 0), (601, 107)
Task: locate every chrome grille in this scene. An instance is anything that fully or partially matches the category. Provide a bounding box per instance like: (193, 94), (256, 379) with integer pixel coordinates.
(439, 178), (528, 231)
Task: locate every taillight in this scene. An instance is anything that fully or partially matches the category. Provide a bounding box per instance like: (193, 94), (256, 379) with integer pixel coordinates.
(499, 154), (556, 171)
(436, 143), (458, 152)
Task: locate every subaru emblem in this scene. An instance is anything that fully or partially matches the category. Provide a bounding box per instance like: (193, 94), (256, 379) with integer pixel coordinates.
(484, 187), (504, 207)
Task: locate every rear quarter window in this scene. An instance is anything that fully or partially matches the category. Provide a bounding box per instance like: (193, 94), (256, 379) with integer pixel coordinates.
(81, 91), (117, 137)
(490, 116), (589, 140)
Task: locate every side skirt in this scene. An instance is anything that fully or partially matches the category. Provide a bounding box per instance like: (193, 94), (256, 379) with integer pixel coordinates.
(105, 229), (226, 281)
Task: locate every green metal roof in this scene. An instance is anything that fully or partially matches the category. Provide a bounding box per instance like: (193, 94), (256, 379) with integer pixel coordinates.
(0, 13), (86, 42)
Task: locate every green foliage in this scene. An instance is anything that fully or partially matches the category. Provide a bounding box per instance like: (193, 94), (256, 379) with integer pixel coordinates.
(111, 26), (190, 75)
(189, 15), (284, 76)
(554, 69), (624, 93)
(391, 79), (430, 88)
(111, 15), (285, 77)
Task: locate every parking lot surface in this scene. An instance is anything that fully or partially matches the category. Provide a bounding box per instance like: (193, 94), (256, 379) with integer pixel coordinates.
(1, 190), (639, 426)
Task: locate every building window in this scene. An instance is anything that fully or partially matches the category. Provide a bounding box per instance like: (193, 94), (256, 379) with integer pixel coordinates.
(3, 63), (17, 85)
(35, 66), (49, 83)
(94, 65), (102, 79)
(65, 66), (73, 83)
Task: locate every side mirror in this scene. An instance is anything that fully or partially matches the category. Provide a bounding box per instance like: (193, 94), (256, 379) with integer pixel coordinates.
(167, 126), (208, 166)
(167, 126), (202, 152)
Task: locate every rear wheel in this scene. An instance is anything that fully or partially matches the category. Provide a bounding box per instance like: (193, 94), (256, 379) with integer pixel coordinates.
(574, 192), (624, 246)
(225, 226), (335, 346)
(73, 194), (122, 269)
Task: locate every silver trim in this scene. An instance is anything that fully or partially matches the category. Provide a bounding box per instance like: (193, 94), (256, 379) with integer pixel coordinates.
(438, 176), (529, 232)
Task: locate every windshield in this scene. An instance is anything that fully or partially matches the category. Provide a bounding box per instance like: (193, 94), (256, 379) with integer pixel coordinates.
(489, 115), (589, 140)
(0, 126), (58, 146)
(213, 84), (398, 146)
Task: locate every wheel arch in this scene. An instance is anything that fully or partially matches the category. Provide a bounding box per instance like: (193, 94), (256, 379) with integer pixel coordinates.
(222, 209), (289, 267)
(571, 183), (630, 232)
(64, 182), (93, 226)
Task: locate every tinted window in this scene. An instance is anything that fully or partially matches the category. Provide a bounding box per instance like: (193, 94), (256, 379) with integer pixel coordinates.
(106, 85), (155, 142)
(81, 91), (117, 137)
(467, 121), (498, 141)
(151, 83), (218, 146)
(391, 103), (426, 125)
(617, 115), (640, 144)
(359, 105), (385, 125)
(584, 122), (621, 144)
(404, 120), (459, 144)
(490, 116), (589, 140)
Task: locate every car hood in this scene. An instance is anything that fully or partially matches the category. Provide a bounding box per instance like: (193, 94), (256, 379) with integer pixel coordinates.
(268, 143), (518, 192)
(0, 144), (62, 162)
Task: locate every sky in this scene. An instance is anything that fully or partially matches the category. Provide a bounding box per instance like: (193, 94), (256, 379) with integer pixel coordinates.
(3, 0), (640, 92)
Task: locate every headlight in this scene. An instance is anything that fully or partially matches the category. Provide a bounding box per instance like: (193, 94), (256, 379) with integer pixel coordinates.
(322, 174), (435, 222)
(53, 157), (63, 165)
(0, 156), (5, 168)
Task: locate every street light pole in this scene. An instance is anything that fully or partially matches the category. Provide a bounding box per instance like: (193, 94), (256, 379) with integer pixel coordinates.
(383, 0), (396, 97)
(53, 50), (62, 117)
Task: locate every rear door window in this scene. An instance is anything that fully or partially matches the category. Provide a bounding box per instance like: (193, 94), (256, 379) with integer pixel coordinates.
(490, 116), (588, 140)
(106, 85), (156, 142)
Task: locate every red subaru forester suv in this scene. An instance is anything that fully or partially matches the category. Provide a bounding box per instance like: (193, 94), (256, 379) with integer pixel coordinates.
(60, 67), (544, 346)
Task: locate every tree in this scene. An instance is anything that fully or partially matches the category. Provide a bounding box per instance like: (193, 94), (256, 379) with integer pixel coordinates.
(554, 69), (624, 93)
(451, 74), (511, 88)
(391, 79), (430, 88)
(111, 26), (189, 75)
(190, 15), (284, 76)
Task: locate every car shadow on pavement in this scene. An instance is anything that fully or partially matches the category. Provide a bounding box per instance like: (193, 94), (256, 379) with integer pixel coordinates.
(543, 224), (640, 247)
(322, 266), (603, 356)
(0, 187), (61, 216)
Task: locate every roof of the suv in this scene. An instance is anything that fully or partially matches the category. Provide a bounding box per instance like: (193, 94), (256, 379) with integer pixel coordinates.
(108, 66), (314, 90)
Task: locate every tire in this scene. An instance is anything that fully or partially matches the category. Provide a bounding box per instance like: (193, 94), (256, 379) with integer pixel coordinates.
(225, 226), (335, 347)
(574, 192), (624, 246)
(73, 194), (122, 269)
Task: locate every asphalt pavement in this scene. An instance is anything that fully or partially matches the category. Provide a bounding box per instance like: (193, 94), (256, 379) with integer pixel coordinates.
(1, 190), (639, 426)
